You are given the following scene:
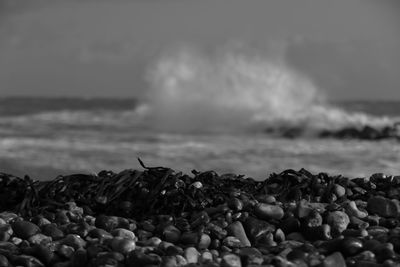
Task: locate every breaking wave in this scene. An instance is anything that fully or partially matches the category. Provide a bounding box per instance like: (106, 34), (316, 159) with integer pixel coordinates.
(144, 45), (396, 134)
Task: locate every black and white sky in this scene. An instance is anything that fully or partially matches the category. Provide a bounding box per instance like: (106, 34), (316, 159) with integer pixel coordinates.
(0, 0), (399, 100)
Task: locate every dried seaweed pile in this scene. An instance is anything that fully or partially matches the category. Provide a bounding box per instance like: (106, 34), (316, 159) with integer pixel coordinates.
(1, 159), (399, 219)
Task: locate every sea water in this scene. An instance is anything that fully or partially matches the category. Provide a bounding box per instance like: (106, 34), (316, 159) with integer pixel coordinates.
(0, 97), (399, 180)
(1, 48), (399, 180)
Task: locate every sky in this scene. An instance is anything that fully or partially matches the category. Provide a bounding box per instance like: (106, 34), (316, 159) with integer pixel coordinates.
(0, 0), (399, 100)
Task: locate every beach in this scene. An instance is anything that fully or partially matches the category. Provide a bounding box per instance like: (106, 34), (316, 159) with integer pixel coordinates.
(1, 165), (400, 266)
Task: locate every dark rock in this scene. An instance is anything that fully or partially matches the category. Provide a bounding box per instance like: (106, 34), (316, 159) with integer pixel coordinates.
(57, 244), (75, 259)
(12, 255), (44, 267)
(88, 228), (113, 240)
(95, 215), (120, 232)
(243, 217), (275, 245)
(302, 210), (323, 228)
(163, 225), (181, 244)
(221, 253), (242, 267)
(326, 211), (350, 235)
(222, 236), (245, 248)
(238, 247), (263, 265)
(0, 224), (12, 242)
(254, 203), (284, 221)
(180, 232), (199, 246)
(12, 221), (40, 239)
(70, 248), (88, 267)
(304, 224), (332, 241)
(207, 223), (228, 240)
(322, 252), (346, 267)
(227, 221), (251, 247)
(111, 228), (135, 240)
(340, 237), (363, 256)
(41, 224), (64, 240)
(60, 234), (87, 250)
(126, 251), (162, 266)
(228, 198), (244, 212)
(24, 244), (55, 265)
(110, 237), (136, 255)
(280, 216), (301, 234)
(137, 229), (153, 241)
(367, 197), (400, 218)
(0, 255), (8, 267)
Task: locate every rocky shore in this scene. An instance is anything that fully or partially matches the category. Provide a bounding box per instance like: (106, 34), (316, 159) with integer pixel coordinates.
(266, 122), (400, 140)
(1, 162), (400, 266)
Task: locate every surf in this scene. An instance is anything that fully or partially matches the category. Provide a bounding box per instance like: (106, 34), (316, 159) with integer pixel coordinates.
(142, 45), (398, 137)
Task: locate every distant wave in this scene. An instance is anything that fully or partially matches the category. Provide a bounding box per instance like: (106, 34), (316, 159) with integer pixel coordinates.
(0, 106), (149, 128)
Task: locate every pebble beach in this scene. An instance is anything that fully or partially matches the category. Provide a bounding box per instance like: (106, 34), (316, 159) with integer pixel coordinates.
(1, 163), (400, 267)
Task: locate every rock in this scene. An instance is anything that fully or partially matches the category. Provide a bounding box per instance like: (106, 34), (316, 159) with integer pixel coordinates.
(28, 233), (52, 245)
(367, 196), (400, 218)
(140, 219), (156, 232)
(12, 255), (45, 267)
(221, 253), (242, 267)
(184, 247), (199, 263)
(302, 210), (323, 228)
(0, 255), (9, 267)
(95, 215), (120, 232)
(238, 247), (263, 265)
(222, 236), (245, 248)
(345, 201), (368, 218)
(55, 210), (70, 225)
(322, 252), (346, 267)
(198, 233), (211, 249)
(165, 245), (184, 256)
(326, 211), (350, 234)
(304, 224), (332, 241)
(243, 217), (275, 244)
(88, 228), (113, 240)
(126, 250), (162, 266)
(0, 224), (12, 242)
(200, 251), (214, 263)
(93, 252), (123, 267)
(180, 232), (199, 246)
(136, 229), (153, 241)
(111, 228), (135, 240)
(163, 225), (181, 244)
(207, 222), (228, 240)
(57, 244), (75, 259)
(254, 203), (284, 221)
(60, 234), (87, 250)
(65, 222), (91, 237)
(256, 232), (277, 247)
(12, 221), (40, 239)
(333, 184), (346, 198)
(161, 256), (178, 267)
(41, 224), (64, 240)
(228, 198), (244, 211)
(280, 216), (301, 234)
(110, 237), (135, 255)
(175, 255), (188, 266)
(139, 236), (162, 247)
(340, 237), (363, 256)
(227, 221), (251, 247)
(70, 248), (88, 267)
(0, 212), (18, 224)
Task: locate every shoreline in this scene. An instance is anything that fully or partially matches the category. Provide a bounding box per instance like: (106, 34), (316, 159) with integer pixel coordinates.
(1, 165), (400, 266)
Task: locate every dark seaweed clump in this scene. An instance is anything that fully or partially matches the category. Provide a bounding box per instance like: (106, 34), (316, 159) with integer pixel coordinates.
(0, 160), (400, 266)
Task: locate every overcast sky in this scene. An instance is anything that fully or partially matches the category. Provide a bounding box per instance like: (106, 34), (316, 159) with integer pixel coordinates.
(0, 0), (399, 100)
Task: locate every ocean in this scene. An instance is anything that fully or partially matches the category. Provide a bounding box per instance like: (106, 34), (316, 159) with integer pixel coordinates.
(0, 97), (399, 180)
